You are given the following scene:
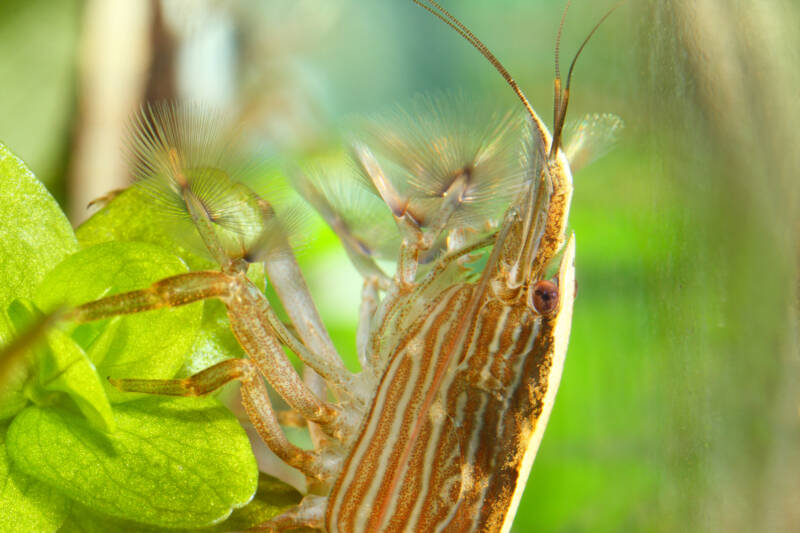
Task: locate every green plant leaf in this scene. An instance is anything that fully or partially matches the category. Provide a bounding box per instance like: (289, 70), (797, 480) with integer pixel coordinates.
(38, 329), (116, 433)
(6, 298), (115, 432)
(7, 397), (258, 529)
(0, 129), (77, 308)
(75, 181), (271, 287)
(0, 141), (78, 419)
(0, 424), (69, 533)
(202, 472), (306, 532)
(60, 473), (306, 533)
(33, 241), (203, 402)
(178, 299), (245, 377)
(83, 316), (122, 367)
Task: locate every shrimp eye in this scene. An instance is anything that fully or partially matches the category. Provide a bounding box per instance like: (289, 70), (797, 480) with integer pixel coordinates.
(531, 280), (559, 316)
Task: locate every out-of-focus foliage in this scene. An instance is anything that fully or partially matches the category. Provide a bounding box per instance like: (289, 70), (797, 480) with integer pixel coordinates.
(638, 2), (800, 531)
(0, 0), (80, 196)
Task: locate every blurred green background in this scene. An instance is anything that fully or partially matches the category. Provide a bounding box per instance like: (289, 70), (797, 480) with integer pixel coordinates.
(1, 0), (798, 531)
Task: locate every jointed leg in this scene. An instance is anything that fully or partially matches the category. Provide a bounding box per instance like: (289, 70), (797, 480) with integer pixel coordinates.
(365, 233), (497, 370)
(111, 358), (338, 481)
(69, 270), (350, 438)
(256, 298), (367, 407)
(254, 198), (343, 371)
(68, 271), (230, 322)
(223, 287), (353, 435)
(250, 197), (371, 417)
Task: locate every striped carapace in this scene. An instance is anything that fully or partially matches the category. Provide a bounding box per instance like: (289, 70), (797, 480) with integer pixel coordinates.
(67, 1), (621, 531)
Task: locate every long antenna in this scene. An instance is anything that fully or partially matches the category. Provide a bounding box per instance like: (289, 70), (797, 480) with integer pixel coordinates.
(414, 0), (620, 162)
(553, 0), (573, 135)
(412, 0), (548, 151)
(550, 1), (623, 158)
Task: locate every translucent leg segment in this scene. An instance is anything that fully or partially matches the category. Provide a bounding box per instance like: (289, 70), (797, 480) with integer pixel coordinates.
(111, 358), (336, 481)
(255, 198), (343, 372)
(224, 288), (338, 426)
(68, 271), (230, 322)
(70, 270), (350, 436)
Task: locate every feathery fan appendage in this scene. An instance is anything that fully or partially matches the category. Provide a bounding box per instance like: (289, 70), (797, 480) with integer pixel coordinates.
(563, 112), (624, 173)
(125, 102), (311, 266)
(122, 96), (551, 284)
(242, 199), (318, 264)
(291, 165), (400, 287)
(127, 103), (244, 221)
(304, 169), (399, 260)
(356, 94), (528, 235)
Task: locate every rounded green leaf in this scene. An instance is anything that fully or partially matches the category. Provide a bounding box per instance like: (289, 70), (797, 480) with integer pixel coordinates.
(0, 142), (78, 418)
(0, 143), (77, 313)
(60, 473), (305, 533)
(39, 329), (116, 433)
(7, 397), (258, 528)
(33, 241), (203, 402)
(0, 425), (69, 533)
(202, 473), (306, 532)
(0, 307), (36, 419)
(5, 298), (114, 432)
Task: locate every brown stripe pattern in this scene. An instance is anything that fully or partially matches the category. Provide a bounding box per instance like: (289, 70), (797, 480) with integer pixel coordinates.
(326, 280), (560, 532)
